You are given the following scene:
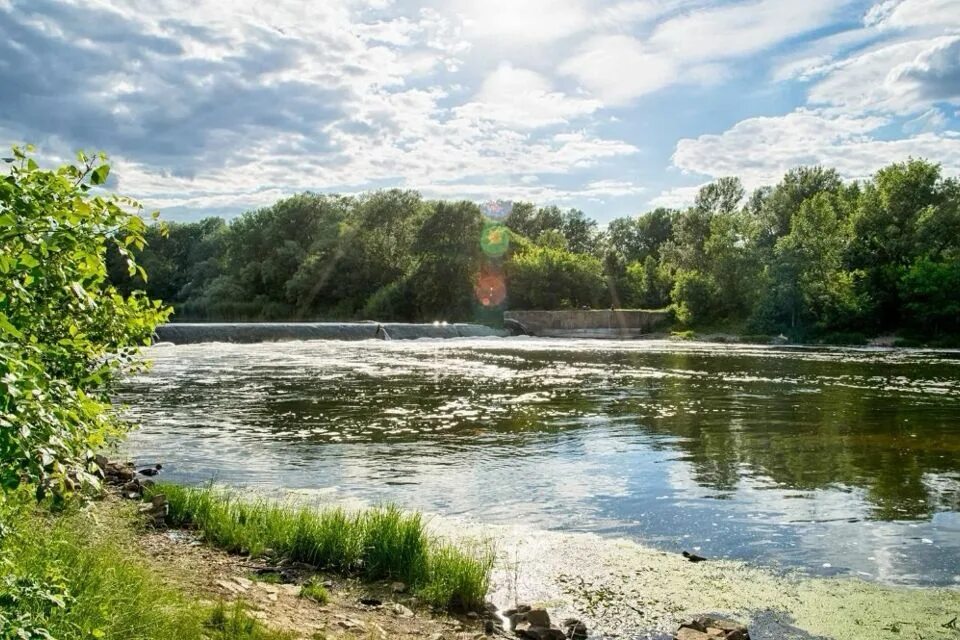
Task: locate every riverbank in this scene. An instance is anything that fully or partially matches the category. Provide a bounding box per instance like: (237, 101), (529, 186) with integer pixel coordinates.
(0, 486), (495, 640)
(6, 478), (959, 640)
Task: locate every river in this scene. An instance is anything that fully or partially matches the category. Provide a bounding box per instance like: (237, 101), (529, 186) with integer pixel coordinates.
(118, 337), (960, 637)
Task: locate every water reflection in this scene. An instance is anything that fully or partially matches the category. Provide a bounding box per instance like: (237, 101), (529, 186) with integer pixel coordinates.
(117, 339), (960, 585)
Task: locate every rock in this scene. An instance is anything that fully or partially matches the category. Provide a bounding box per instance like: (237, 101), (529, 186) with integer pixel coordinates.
(484, 620), (495, 635)
(676, 617), (749, 640)
(563, 620), (588, 640)
(139, 467), (159, 476)
(337, 618), (366, 631)
(515, 621), (532, 636)
(391, 603), (414, 618)
(391, 581), (408, 593)
(521, 627), (566, 640)
(359, 596), (383, 607)
(526, 609), (550, 628)
(682, 551), (707, 563)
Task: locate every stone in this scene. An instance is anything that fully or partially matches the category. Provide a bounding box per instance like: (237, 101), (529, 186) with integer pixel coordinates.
(391, 603), (414, 618)
(139, 467), (159, 476)
(391, 581), (408, 593)
(521, 627), (566, 640)
(525, 609), (551, 628)
(484, 620), (495, 635)
(514, 620), (532, 636)
(565, 621), (588, 640)
(682, 551), (707, 563)
(677, 617), (749, 640)
(359, 596), (383, 607)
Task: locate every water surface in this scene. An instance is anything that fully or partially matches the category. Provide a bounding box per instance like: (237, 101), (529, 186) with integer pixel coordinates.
(118, 338), (960, 586)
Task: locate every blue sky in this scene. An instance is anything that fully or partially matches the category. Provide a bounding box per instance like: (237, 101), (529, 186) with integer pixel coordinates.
(2, 0), (959, 222)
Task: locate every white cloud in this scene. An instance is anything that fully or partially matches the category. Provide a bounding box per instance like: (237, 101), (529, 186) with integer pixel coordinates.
(454, 63), (600, 128)
(864, 0), (960, 30)
(559, 35), (677, 104)
(560, 0), (851, 104)
(453, 0), (589, 43)
(903, 107), (949, 133)
(648, 0), (846, 64)
(808, 36), (960, 116)
(668, 108), (960, 189)
(648, 183), (707, 208)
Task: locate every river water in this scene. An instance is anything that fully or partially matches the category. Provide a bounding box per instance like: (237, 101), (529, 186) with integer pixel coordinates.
(118, 338), (960, 589)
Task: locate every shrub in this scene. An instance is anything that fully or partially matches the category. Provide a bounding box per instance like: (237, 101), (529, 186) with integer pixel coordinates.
(0, 147), (169, 496)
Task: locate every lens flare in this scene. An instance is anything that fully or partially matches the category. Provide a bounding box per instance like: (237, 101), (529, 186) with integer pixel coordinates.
(475, 273), (506, 307)
(480, 222), (510, 257)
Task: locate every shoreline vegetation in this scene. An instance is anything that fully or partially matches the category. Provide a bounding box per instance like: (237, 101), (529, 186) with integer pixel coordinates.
(0, 482), (498, 640)
(152, 483), (494, 614)
(110, 159), (960, 347)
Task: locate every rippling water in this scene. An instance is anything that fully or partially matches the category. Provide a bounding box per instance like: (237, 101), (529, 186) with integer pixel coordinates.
(117, 338), (960, 587)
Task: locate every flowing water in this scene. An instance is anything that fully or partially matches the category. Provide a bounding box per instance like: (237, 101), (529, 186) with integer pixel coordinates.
(118, 338), (960, 591)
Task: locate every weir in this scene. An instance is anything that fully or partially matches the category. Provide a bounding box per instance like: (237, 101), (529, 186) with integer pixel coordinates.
(153, 322), (506, 344)
(503, 309), (669, 338)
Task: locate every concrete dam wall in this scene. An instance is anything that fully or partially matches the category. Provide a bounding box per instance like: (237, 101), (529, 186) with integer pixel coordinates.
(504, 309), (669, 338)
(154, 322), (506, 344)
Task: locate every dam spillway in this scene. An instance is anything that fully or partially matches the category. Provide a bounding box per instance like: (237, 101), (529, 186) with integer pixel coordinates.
(154, 322), (506, 344)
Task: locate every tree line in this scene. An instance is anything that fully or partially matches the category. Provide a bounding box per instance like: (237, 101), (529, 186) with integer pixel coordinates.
(110, 158), (960, 342)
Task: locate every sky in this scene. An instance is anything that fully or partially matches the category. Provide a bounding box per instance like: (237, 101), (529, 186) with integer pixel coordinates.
(1, 0), (960, 223)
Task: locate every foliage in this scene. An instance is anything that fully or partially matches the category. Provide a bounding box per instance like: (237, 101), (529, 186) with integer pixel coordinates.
(670, 270), (718, 326)
(106, 156), (960, 342)
(0, 147), (169, 495)
(298, 577), (329, 604)
(153, 483), (493, 612)
(505, 245), (605, 310)
(0, 493), (289, 640)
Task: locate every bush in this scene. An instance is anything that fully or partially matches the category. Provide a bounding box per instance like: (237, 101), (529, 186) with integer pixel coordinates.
(506, 245), (605, 309)
(0, 147), (169, 496)
(670, 270), (719, 326)
(0, 493), (289, 640)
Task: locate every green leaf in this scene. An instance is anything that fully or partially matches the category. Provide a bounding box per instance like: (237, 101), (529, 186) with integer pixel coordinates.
(0, 312), (22, 338)
(19, 254), (40, 269)
(90, 164), (110, 185)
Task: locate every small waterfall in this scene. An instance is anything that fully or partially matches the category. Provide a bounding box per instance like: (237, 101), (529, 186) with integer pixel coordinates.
(377, 324), (392, 340)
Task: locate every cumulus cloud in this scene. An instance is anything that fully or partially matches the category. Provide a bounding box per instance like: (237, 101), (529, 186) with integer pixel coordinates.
(454, 63), (600, 128)
(668, 109), (960, 189)
(560, 0), (852, 104)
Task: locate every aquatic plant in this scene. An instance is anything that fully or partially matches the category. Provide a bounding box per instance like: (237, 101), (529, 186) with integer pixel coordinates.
(153, 483), (493, 612)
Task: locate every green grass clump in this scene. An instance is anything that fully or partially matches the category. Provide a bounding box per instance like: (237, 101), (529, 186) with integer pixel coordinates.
(299, 577), (330, 604)
(151, 484), (492, 611)
(0, 492), (290, 640)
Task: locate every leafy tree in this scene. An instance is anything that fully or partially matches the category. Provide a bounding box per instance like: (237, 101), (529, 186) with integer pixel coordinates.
(624, 256), (671, 309)
(506, 245), (605, 310)
(0, 147), (169, 495)
(899, 258), (960, 334)
(408, 201), (484, 320)
(773, 193), (865, 329)
(671, 270), (718, 326)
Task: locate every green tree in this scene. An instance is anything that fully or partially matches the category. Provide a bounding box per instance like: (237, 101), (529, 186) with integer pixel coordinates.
(408, 201), (484, 320)
(506, 245), (605, 309)
(0, 147), (169, 495)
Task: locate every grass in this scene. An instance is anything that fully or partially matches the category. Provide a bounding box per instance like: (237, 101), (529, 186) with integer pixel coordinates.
(299, 577), (329, 604)
(151, 483), (493, 612)
(0, 491), (291, 640)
